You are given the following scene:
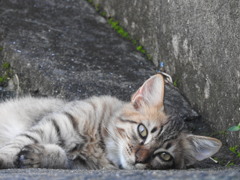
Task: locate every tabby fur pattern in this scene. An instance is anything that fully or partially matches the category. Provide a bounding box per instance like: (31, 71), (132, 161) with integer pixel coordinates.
(0, 74), (222, 170)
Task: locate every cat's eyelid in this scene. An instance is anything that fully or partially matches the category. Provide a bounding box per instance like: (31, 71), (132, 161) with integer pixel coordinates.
(154, 146), (172, 155)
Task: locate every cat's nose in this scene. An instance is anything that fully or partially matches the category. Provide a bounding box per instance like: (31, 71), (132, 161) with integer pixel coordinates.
(135, 147), (151, 164)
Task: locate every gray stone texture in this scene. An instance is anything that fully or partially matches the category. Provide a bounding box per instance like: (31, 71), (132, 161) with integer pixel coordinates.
(0, 0), (239, 179)
(0, 168), (239, 180)
(0, 0), (199, 127)
(94, 0), (240, 147)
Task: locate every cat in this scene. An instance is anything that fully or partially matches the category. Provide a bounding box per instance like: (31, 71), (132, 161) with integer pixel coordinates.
(0, 74), (222, 170)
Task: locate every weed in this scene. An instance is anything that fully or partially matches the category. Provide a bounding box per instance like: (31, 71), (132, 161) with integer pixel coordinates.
(226, 125), (240, 166)
(108, 18), (130, 39)
(2, 62), (11, 70)
(100, 11), (107, 17)
(228, 123), (240, 132)
(0, 62), (13, 86)
(173, 79), (178, 87)
(85, 0), (152, 60)
(136, 46), (146, 54)
(226, 161), (235, 167)
(229, 145), (240, 158)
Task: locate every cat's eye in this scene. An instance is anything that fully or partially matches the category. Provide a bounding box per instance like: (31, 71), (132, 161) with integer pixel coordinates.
(137, 124), (148, 139)
(159, 152), (172, 162)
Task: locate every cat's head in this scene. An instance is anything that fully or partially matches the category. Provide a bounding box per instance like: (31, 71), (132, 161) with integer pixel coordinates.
(107, 74), (222, 169)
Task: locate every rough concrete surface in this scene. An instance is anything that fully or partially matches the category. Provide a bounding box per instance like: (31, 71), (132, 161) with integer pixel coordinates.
(0, 0), (239, 179)
(0, 168), (239, 180)
(94, 0), (240, 147)
(0, 0), (199, 126)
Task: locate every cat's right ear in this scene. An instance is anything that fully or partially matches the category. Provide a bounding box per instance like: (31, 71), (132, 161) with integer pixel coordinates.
(131, 74), (165, 111)
(184, 135), (222, 166)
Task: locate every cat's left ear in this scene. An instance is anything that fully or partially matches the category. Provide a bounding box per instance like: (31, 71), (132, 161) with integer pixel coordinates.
(131, 74), (165, 111)
(184, 135), (222, 166)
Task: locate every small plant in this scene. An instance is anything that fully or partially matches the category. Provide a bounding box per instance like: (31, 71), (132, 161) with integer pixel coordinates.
(108, 18), (130, 39)
(173, 79), (178, 87)
(225, 161), (235, 167)
(229, 145), (240, 158)
(2, 62), (10, 69)
(228, 123), (240, 132)
(85, 0), (152, 61)
(136, 45), (146, 54)
(226, 124), (240, 166)
(0, 62), (13, 86)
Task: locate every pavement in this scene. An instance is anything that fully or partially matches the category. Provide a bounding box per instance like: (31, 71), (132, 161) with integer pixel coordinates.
(0, 168), (239, 180)
(0, 0), (239, 179)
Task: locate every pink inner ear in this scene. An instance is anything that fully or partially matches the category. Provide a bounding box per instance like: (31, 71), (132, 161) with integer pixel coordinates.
(132, 95), (143, 109)
(131, 74), (165, 110)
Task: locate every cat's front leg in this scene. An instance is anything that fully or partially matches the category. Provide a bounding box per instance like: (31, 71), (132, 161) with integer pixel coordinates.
(15, 144), (69, 169)
(0, 145), (19, 168)
(0, 135), (35, 168)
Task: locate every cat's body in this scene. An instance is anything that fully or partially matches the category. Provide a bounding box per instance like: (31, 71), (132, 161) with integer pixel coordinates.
(0, 96), (123, 169)
(0, 75), (222, 170)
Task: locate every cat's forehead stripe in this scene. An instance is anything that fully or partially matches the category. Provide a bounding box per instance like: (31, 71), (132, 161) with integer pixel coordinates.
(157, 126), (163, 137)
(119, 118), (138, 124)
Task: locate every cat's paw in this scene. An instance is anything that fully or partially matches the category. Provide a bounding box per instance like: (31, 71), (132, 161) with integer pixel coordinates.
(0, 154), (16, 169)
(0, 157), (5, 169)
(15, 144), (44, 168)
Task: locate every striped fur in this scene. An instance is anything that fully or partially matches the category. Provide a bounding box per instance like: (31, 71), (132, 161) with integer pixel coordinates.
(0, 75), (222, 169)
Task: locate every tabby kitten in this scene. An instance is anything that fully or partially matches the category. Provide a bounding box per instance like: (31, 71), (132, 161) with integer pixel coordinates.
(0, 74), (221, 170)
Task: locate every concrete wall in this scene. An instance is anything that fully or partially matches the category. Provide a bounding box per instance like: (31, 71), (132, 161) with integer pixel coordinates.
(93, 0), (240, 146)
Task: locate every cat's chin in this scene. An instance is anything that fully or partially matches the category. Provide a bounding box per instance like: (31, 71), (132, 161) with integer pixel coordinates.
(119, 156), (146, 170)
(120, 163), (147, 170)
(135, 163), (147, 170)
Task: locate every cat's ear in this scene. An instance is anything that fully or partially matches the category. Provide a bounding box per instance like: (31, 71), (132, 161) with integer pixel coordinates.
(131, 74), (165, 111)
(184, 135), (222, 166)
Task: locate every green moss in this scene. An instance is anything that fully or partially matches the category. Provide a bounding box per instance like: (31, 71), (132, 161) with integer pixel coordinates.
(0, 76), (5, 83)
(85, 0), (151, 61)
(100, 11), (107, 17)
(229, 145), (240, 157)
(108, 18), (130, 39)
(173, 79), (179, 87)
(107, 17), (150, 58)
(2, 62), (10, 69)
(136, 46), (146, 54)
(95, 4), (100, 11)
(0, 62), (13, 86)
(87, 0), (93, 4)
(226, 161), (235, 167)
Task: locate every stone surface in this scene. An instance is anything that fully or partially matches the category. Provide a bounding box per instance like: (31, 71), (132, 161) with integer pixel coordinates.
(94, 0), (240, 147)
(0, 0), (239, 179)
(0, 0), (198, 123)
(0, 168), (239, 180)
